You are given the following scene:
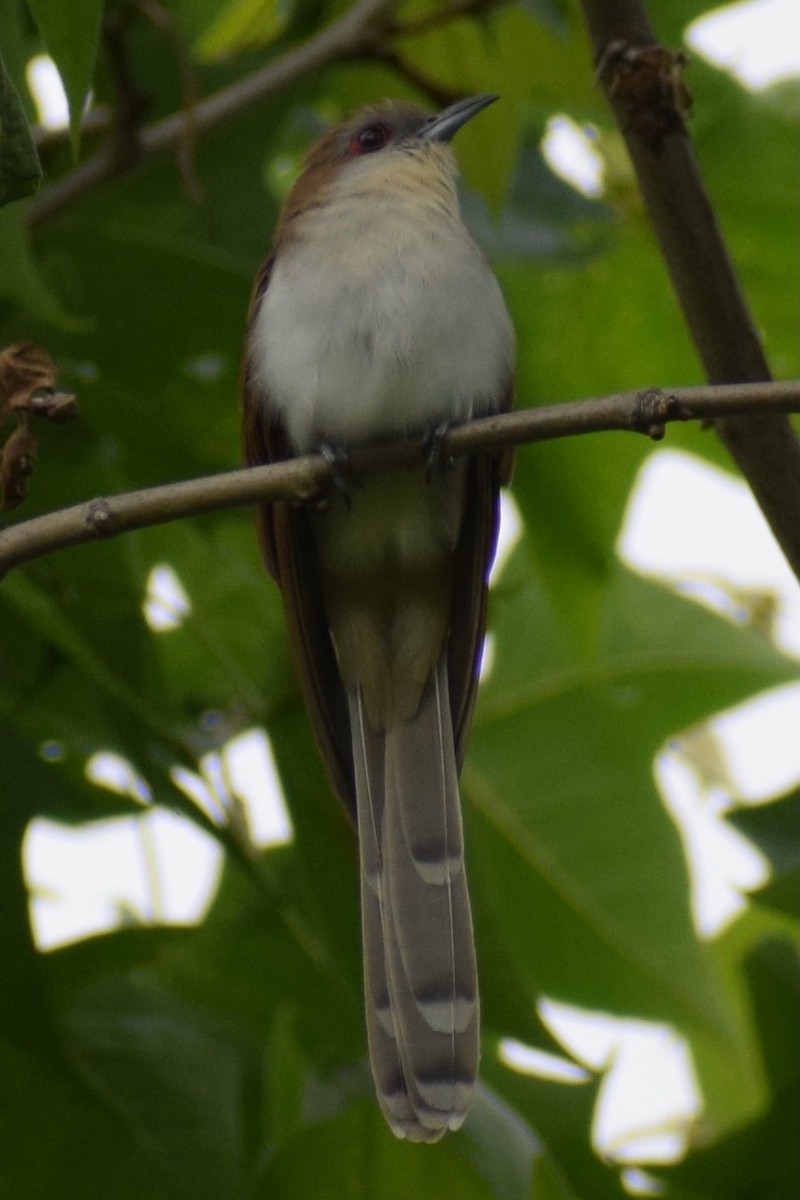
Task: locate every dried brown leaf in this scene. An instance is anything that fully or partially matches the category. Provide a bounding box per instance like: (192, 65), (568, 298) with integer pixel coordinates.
(0, 343), (59, 421)
(1, 423), (38, 510)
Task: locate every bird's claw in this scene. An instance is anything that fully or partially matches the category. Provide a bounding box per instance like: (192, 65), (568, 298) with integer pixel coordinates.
(318, 441), (358, 510)
(425, 421), (454, 478)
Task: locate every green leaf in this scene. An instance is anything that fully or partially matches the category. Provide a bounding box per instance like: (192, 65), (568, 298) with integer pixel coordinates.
(397, 4), (587, 208)
(134, 519), (290, 722)
(0, 53), (41, 205)
(481, 1059), (624, 1200)
(469, 561), (794, 1035)
(659, 931), (800, 1200)
(727, 787), (800, 876)
(750, 865), (800, 919)
(254, 1099), (498, 1199)
(25, 0), (102, 150)
(62, 975), (253, 1199)
(194, 0), (291, 60)
(0, 728), (60, 1056)
(0, 203), (78, 324)
(727, 788), (800, 920)
(0, 1039), (186, 1200)
(692, 62), (800, 381)
(498, 207), (699, 650)
(460, 1085), (577, 1200)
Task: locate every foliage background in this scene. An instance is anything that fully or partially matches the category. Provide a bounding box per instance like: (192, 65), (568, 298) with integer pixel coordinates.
(0, 0), (798, 1196)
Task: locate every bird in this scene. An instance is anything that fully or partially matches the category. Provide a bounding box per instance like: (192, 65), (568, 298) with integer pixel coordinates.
(241, 93), (514, 1142)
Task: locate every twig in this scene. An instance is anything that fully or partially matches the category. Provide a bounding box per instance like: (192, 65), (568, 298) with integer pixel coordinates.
(137, 0), (205, 204)
(1, 381), (798, 577)
(32, 106), (113, 151)
(578, 0), (800, 583)
(26, 0), (400, 229)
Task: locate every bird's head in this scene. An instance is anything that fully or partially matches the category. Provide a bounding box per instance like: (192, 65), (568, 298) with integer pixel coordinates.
(275, 94), (498, 233)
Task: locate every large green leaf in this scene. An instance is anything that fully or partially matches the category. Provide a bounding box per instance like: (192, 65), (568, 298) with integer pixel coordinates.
(62, 975), (254, 1199)
(469, 558), (794, 1089)
(0, 1039), (186, 1199)
(25, 0), (102, 148)
(659, 927), (800, 1200)
(249, 1080), (581, 1200)
(481, 1059), (624, 1200)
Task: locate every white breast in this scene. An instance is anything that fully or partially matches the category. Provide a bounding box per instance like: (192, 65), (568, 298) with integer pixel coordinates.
(248, 162), (514, 454)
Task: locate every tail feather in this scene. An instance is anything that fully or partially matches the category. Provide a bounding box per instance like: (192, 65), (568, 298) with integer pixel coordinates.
(350, 657), (479, 1142)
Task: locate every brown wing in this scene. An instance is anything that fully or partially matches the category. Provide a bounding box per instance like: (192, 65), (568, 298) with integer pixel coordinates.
(241, 258), (356, 819)
(448, 377), (514, 770)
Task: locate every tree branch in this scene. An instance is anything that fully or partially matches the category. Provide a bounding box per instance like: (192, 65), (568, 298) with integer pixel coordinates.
(1, 382), (797, 577)
(578, 0), (800, 583)
(26, 0), (400, 229)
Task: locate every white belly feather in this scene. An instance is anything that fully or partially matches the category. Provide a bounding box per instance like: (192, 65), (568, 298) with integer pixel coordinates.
(248, 184), (513, 453)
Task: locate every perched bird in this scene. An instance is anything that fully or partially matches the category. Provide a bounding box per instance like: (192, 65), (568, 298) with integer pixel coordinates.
(242, 93), (514, 1141)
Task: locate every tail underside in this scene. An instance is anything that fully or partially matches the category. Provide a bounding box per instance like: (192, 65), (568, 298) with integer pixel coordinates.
(349, 655), (479, 1142)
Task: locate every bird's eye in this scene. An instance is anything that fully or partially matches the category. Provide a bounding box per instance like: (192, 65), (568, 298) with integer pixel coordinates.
(349, 123), (390, 155)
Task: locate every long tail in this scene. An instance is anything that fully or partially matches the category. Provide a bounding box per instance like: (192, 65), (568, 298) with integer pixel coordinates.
(349, 655), (479, 1142)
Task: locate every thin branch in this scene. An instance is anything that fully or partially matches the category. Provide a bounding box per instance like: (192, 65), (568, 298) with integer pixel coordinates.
(1, 382), (798, 578)
(578, 0), (800, 584)
(137, 0), (206, 205)
(32, 106), (114, 150)
(26, 0), (400, 229)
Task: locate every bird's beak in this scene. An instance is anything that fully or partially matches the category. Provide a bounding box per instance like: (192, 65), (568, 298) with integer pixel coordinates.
(417, 94), (499, 144)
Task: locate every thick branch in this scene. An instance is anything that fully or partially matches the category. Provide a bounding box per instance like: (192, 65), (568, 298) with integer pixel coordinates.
(27, 0), (399, 229)
(579, 0), (800, 583)
(1, 382), (797, 577)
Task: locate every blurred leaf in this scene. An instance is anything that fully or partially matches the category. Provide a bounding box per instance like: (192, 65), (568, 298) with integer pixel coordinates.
(659, 932), (800, 1200)
(397, 4), (590, 208)
(0, 729), (60, 1055)
(750, 865), (800, 919)
(0, 53), (41, 205)
(727, 787), (800, 875)
(63, 975), (254, 1200)
(194, 0), (291, 60)
(25, 0), (102, 149)
(0, 203), (79, 325)
(0, 1039), (186, 1200)
(262, 1004), (309, 1144)
(517, 0), (570, 36)
(727, 788), (800, 920)
(470, 559), (794, 1056)
(691, 62), (800, 381)
(481, 1059), (624, 1200)
(499, 213), (699, 649)
(254, 1099), (498, 1198)
(134, 518), (291, 722)
(460, 1085), (577, 1200)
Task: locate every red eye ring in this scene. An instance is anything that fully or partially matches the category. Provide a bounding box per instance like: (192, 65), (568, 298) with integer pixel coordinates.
(348, 122), (390, 155)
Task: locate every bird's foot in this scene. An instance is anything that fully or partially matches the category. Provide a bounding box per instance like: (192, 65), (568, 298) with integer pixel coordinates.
(317, 441), (360, 511)
(424, 421), (455, 479)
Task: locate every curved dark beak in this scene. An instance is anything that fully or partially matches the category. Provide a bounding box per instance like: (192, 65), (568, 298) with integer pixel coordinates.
(418, 94), (499, 144)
